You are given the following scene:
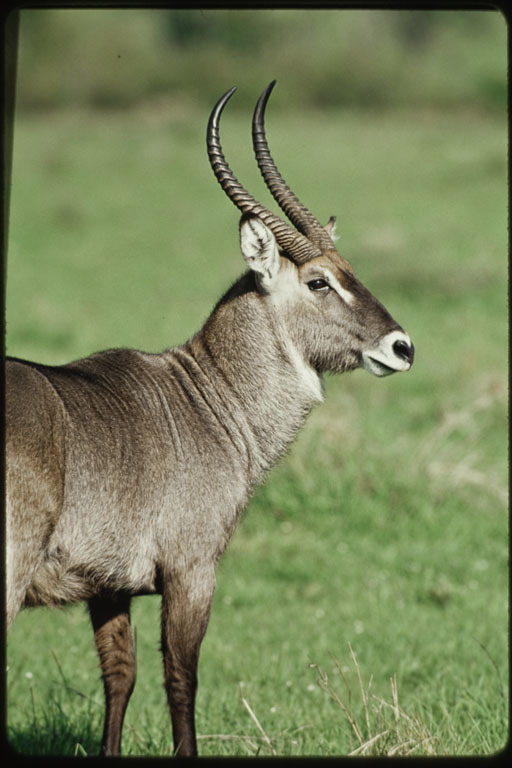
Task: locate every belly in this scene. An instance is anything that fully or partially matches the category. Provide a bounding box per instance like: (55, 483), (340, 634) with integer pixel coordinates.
(24, 542), (159, 608)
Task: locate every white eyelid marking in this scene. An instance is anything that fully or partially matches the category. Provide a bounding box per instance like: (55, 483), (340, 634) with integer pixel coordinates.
(318, 267), (355, 305)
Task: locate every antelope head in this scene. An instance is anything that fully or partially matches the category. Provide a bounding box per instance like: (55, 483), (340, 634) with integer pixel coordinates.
(207, 81), (414, 378)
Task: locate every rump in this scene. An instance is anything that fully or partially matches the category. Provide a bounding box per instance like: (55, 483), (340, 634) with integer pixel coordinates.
(5, 359), (67, 623)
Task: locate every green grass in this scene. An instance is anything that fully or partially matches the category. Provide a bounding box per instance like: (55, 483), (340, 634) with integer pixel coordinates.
(5, 102), (508, 757)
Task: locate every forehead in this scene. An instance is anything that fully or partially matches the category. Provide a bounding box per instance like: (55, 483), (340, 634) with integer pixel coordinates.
(325, 248), (355, 276)
(302, 248), (355, 280)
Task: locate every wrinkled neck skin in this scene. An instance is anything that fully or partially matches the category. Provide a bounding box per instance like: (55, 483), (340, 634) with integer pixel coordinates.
(177, 270), (324, 485)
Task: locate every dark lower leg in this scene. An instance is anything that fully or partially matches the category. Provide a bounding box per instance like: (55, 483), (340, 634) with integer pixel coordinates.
(89, 594), (136, 756)
(160, 568), (215, 757)
(163, 649), (199, 756)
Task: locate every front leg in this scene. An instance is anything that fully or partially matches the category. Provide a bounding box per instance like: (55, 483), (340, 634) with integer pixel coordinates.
(160, 564), (215, 757)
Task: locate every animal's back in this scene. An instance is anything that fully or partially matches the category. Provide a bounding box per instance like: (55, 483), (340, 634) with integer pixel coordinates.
(6, 348), (250, 618)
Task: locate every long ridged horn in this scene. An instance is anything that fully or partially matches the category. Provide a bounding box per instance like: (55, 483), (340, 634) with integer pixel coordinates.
(252, 81), (335, 252)
(207, 86), (321, 265)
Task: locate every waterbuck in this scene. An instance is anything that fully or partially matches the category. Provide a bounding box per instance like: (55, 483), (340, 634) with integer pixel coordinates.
(6, 81), (414, 757)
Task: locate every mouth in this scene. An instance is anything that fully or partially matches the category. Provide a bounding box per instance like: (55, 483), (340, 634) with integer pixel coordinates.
(364, 356), (397, 377)
(362, 331), (414, 378)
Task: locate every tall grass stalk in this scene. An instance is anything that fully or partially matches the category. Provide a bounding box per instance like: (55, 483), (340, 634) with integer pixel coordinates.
(309, 644), (436, 757)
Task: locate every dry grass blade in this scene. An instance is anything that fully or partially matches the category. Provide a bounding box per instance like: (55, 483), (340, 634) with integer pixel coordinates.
(349, 729), (391, 756)
(197, 721), (314, 757)
(347, 642), (372, 736)
(198, 733), (259, 754)
(371, 686), (436, 756)
(390, 674), (400, 722)
(309, 645), (437, 756)
(309, 659), (365, 747)
(240, 693), (277, 756)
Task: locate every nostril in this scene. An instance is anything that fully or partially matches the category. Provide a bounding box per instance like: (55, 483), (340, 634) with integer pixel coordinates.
(393, 339), (414, 363)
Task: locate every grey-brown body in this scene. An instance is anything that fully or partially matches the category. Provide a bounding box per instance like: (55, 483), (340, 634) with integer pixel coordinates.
(7, 277), (322, 614)
(6, 83), (414, 756)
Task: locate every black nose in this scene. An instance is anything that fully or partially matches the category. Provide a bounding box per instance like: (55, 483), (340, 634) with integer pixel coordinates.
(393, 339), (414, 364)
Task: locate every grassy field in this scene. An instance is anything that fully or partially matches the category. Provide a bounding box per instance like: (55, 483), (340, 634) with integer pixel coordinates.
(5, 100), (508, 756)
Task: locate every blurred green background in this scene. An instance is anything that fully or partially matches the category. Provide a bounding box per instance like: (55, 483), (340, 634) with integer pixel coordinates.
(13, 9), (507, 113)
(5, 8), (508, 757)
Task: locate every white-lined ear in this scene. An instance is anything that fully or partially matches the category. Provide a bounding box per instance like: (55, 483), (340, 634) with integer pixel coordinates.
(240, 214), (280, 292)
(324, 215), (338, 242)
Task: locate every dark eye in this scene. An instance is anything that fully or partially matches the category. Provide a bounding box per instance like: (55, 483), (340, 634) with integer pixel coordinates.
(308, 279), (330, 292)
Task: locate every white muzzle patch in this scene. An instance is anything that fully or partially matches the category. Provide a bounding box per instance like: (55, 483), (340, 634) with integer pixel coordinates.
(362, 330), (414, 377)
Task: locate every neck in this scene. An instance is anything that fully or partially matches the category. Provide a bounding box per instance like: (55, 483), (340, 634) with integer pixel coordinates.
(183, 273), (324, 481)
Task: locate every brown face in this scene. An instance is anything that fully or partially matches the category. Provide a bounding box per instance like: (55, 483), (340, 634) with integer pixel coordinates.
(287, 248), (414, 377)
